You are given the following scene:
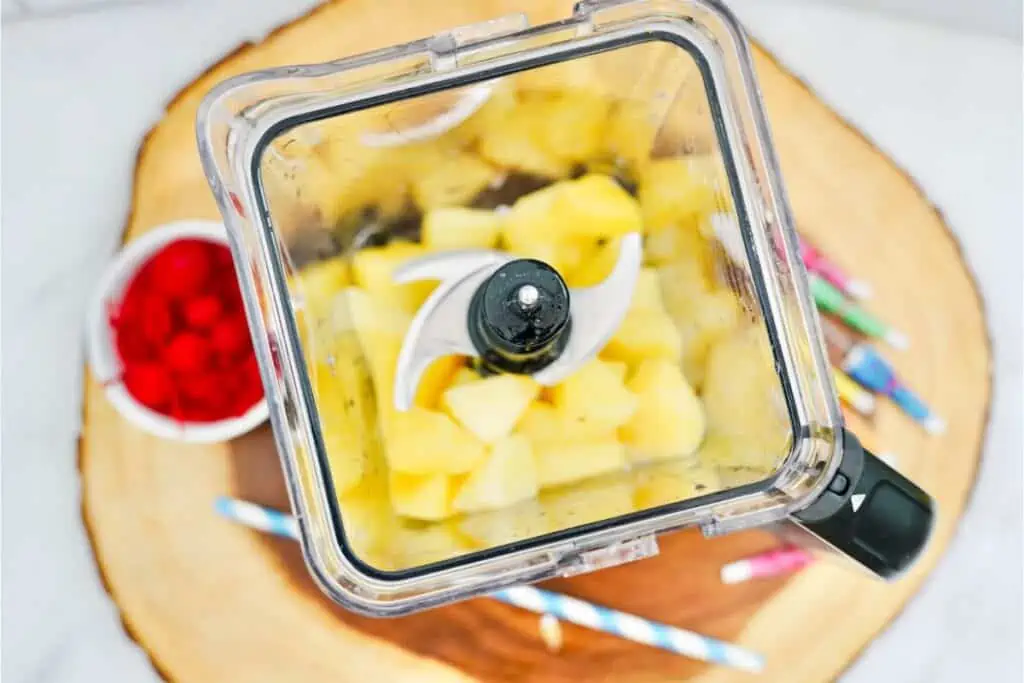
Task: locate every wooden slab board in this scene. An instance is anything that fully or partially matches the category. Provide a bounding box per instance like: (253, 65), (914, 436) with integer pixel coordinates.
(79, 1), (992, 681)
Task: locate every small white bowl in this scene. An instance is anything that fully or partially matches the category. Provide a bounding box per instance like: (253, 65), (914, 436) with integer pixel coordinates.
(86, 219), (269, 444)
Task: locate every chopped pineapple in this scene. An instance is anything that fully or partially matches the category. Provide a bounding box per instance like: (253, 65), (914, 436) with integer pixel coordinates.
(602, 307), (683, 366)
(457, 499), (550, 548)
(411, 153), (499, 210)
(338, 477), (398, 565)
(415, 355), (464, 410)
(620, 359), (706, 460)
(530, 92), (610, 163)
(701, 326), (790, 470)
(478, 102), (571, 179)
(389, 471), (455, 521)
(392, 522), (470, 567)
(534, 438), (627, 488)
(291, 257), (350, 317)
(450, 366), (483, 387)
(541, 473), (634, 531)
(453, 435), (538, 513)
(333, 287), (411, 340)
(633, 459), (721, 509)
(515, 401), (614, 446)
(644, 222), (715, 271)
(314, 354), (368, 494)
(676, 288), (743, 389)
(501, 183), (565, 251)
(442, 374), (540, 443)
(639, 157), (724, 230)
(565, 237), (621, 287)
(422, 207), (502, 251)
(351, 241), (435, 314)
(550, 358), (638, 433)
(554, 174), (643, 242)
(632, 268), (665, 311)
(604, 100), (656, 170)
(384, 407), (487, 474)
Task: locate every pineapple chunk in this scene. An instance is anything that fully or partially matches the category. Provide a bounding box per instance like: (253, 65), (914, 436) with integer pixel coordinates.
(453, 435), (538, 513)
(334, 287), (411, 339)
(415, 355), (463, 410)
(604, 100), (656, 170)
(351, 241), (435, 314)
(550, 359), (638, 432)
(645, 223), (715, 270)
(478, 103), (570, 179)
(620, 359), (706, 460)
(392, 522), (470, 567)
(701, 326), (790, 470)
(639, 158), (723, 230)
(633, 459), (721, 509)
(603, 307), (683, 366)
(676, 288), (743, 389)
(314, 355), (368, 494)
(501, 183), (565, 251)
(534, 438), (627, 488)
(442, 374), (540, 443)
(389, 471), (455, 521)
(422, 207), (502, 251)
(450, 366), (483, 387)
(565, 237), (621, 287)
(291, 257), (350, 317)
(541, 473), (634, 531)
(338, 478), (398, 567)
(515, 401), (613, 445)
(531, 92), (610, 163)
(411, 153), (498, 210)
(384, 407), (487, 474)
(632, 268), (665, 311)
(554, 174), (643, 242)
(457, 500), (550, 548)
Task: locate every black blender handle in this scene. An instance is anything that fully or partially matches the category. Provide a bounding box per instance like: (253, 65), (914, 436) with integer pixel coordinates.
(791, 429), (935, 579)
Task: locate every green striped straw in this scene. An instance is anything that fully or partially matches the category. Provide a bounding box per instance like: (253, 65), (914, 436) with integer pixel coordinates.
(810, 275), (908, 350)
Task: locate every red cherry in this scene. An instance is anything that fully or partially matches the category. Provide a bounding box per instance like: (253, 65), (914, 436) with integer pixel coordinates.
(164, 332), (212, 374)
(123, 362), (174, 410)
(210, 315), (250, 358)
(183, 295), (223, 330)
(149, 240), (212, 300)
(137, 297), (175, 346)
(115, 328), (151, 363)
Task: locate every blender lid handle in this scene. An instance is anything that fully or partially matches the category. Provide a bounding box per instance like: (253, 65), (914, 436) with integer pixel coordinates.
(791, 429), (935, 580)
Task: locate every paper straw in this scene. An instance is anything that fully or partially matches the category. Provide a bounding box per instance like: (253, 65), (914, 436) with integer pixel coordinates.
(215, 497), (299, 540)
(491, 586), (764, 673)
(720, 546), (815, 584)
(842, 344), (946, 435)
(214, 497), (765, 673)
(797, 236), (872, 300)
(810, 276), (908, 350)
(833, 368), (876, 416)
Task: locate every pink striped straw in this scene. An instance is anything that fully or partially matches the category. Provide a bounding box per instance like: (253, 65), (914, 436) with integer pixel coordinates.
(720, 546), (815, 584)
(797, 236), (872, 300)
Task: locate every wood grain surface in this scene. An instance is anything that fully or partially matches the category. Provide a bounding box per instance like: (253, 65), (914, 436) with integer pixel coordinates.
(79, 1), (991, 682)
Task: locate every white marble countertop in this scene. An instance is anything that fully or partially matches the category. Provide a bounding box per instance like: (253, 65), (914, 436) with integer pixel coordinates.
(2, 1), (1022, 681)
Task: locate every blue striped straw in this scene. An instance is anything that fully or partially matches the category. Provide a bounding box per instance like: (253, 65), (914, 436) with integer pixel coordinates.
(214, 497), (764, 673)
(491, 586), (764, 672)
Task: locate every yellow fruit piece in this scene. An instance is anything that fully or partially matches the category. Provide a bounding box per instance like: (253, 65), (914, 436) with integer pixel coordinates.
(478, 105), (570, 179)
(389, 471), (455, 521)
(530, 92), (610, 163)
(644, 222), (715, 270)
(415, 355), (463, 411)
(384, 407), (487, 474)
(422, 207), (502, 251)
(337, 478), (398, 567)
(411, 152), (498, 210)
(314, 356), (368, 494)
(551, 359), (638, 433)
(620, 359), (706, 461)
(639, 158), (724, 230)
(565, 237), (621, 288)
(602, 307), (683, 366)
(333, 287), (411, 339)
(541, 473), (634, 531)
(291, 257), (350, 317)
(457, 499), (550, 549)
(450, 366), (483, 387)
(515, 401), (613, 446)
(317, 139), (410, 223)
(604, 100), (656, 170)
(453, 435), (538, 513)
(677, 288), (743, 389)
(701, 326), (790, 470)
(502, 183), (565, 249)
(633, 459), (721, 509)
(658, 257), (713, 319)
(632, 268), (665, 311)
(392, 522), (470, 568)
(534, 438), (627, 488)
(554, 174), (643, 242)
(351, 241), (435, 314)
(442, 374), (540, 443)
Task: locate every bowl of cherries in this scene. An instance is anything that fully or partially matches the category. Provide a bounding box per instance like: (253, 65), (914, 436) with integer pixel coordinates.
(87, 220), (268, 443)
